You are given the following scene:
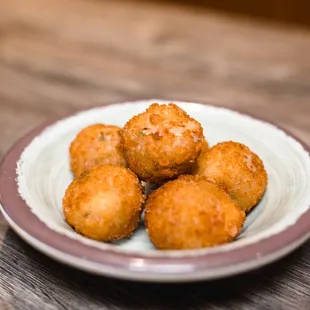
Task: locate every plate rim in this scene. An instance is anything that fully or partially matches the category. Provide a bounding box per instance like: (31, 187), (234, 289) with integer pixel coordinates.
(1, 98), (310, 282)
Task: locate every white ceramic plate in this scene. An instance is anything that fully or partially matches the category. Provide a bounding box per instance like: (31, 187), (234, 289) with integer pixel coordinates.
(0, 99), (310, 282)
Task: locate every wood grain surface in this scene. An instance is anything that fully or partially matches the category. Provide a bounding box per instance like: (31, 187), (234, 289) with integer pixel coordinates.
(0, 0), (309, 309)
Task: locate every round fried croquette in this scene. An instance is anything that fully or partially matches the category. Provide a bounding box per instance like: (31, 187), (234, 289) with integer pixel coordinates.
(70, 124), (127, 177)
(145, 175), (245, 250)
(122, 103), (204, 183)
(63, 165), (145, 242)
(194, 141), (268, 212)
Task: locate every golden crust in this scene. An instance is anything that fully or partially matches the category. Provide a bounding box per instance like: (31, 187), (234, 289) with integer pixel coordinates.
(145, 175), (245, 250)
(70, 124), (127, 177)
(122, 103), (204, 183)
(194, 141), (268, 212)
(201, 138), (209, 152)
(62, 165), (145, 242)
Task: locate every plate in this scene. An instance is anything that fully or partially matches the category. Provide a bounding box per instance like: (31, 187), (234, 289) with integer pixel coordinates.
(1, 99), (310, 282)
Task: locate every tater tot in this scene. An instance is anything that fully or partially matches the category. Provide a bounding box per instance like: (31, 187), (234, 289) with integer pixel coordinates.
(63, 165), (145, 242)
(145, 175), (245, 250)
(194, 141), (268, 212)
(70, 124), (127, 177)
(122, 103), (204, 183)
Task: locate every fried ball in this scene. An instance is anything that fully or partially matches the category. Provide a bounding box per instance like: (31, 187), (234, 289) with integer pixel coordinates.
(145, 175), (245, 250)
(122, 103), (204, 183)
(70, 124), (127, 177)
(63, 165), (145, 242)
(194, 141), (268, 212)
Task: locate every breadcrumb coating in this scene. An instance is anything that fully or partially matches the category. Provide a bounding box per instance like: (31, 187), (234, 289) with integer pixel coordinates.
(63, 165), (145, 242)
(193, 141), (268, 212)
(70, 124), (127, 177)
(145, 175), (245, 250)
(122, 103), (204, 183)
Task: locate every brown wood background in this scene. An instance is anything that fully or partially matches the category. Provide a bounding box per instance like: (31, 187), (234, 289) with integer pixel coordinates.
(165, 0), (310, 27)
(0, 0), (309, 309)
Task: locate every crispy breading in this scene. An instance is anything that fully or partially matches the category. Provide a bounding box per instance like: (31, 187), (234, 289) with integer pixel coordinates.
(193, 141), (268, 212)
(70, 124), (127, 177)
(145, 175), (245, 250)
(63, 165), (145, 242)
(122, 103), (204, 183)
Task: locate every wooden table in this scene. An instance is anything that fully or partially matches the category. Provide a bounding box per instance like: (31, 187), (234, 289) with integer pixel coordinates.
(0, 1), (310, 309)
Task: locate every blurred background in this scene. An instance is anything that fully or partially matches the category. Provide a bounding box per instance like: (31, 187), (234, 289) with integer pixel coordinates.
(0, 0), (310, 157)
(162, 0), (310, 26)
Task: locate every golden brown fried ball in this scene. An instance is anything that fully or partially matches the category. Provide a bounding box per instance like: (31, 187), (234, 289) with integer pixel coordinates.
(122, 103), (204, 183)
(70, 124), (127, 177)
(194, 141), (268, 212)
(63, 165), (145, 242)
(145, 175), (245, 250)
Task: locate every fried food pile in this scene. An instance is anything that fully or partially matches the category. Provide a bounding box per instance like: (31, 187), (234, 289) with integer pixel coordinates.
(63, 103), (268, 250)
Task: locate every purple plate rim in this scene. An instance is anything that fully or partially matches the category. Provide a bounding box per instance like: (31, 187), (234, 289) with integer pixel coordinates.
(0, 99), (310, 280)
